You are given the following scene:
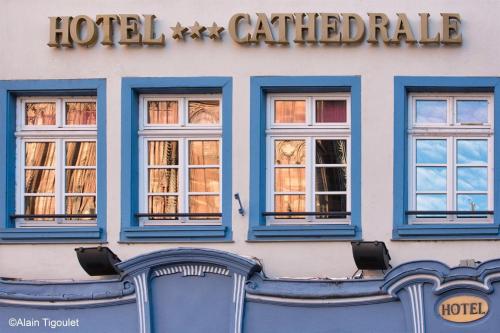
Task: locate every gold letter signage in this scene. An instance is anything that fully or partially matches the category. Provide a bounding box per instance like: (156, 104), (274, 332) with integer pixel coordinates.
(47, 13), (463, 48)
(438, 295), (489, 323)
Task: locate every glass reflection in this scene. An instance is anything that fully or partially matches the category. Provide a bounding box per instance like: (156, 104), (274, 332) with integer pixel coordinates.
(274, 194), (305, 213)
(189, 168), (220, 192)
(457, 194), (487, 211)
(66, 142), (96, 166)
(148, 196), (177, 218)
(315, 195), (346, 213)
(65, 102), (96, 125)
(25, 170), (55, 193)
(275, 140), (305, 165)
(415, 100), (447, 123)
(416, 194), (447, 211)
(416, 140), (447, 164)
(149, 169), (178, 193)
(65, 196), (96, 215)
(457, 167), (487, 191)
(316, 140), (346, 164)
(274, 100), (306, 123)
(457, 140), (488, 164)
(456, 100), (488, 124)
(189, 141), (219, 165)
(66, 170), (96, 193)
(274, 168), (305, 192)
(148, 141), (178, 166)
(189, 195), (220, 214)
(416, 167), (446, 191)
(148, 195), (178, 216)
(188, 100), (220, 124)
(25, 142), (55, 167)
(25, 196), (55, 216)
(147, 101), (178, 124)
(25, 102), (56, 125)
(315, 167), (346, 191)
(315, 100), (346, 123)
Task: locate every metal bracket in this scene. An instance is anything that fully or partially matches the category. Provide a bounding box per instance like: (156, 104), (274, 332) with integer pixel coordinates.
(234, 193), (245, 216)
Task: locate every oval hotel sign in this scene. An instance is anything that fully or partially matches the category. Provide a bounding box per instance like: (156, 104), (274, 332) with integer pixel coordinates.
(438, 295), (489, 323)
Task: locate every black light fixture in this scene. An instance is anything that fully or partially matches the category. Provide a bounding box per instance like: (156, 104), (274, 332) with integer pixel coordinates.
(75, 246), (121, 276)
(351, 241), (391, 271)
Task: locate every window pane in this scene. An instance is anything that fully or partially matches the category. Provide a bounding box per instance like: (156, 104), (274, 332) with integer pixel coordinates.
(65, 196), (96, 215)
(189, 168), (220, 192)
(275, 140), (305, 165)
(148, 169), (178, 193)
(457, 194), (488, 211)
(416, 167), (446, 191)
(274, 194), (305, 212)
(315, 100), (346, 123)
(189, 195), (220, 213)
(457, 140), (488, 164)
(457, 167), (488, 191)
(315, 167), (346, 191)
(65, 102), (96, 125)
(25, 142), (55, 167)
(416, 140), (447, 164)
(148, 141), (178, 166)
(315, 195), (347, 212)
(275, 168), (305, 192)
(66, 170), (97, 193)
(416, 194), (447, 211)
(189, 141), (219, 165)
(274, 100), (306, 123)
(148, 195), (178, 214)
(25, 170), (55, 193)
(25, 196), (55, 215)
(188, 100), (220, 124)
(66, 142), (96, 166)
(456, 100), (488, 124)
(415, 100), (447, 123)
(316, 140), (347, 164)
(25, 102), (56, 125)
(147, 101), (179, 124)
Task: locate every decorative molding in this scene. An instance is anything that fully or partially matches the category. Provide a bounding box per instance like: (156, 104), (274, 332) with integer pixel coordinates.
(153, 264), (230, 278)
(133, 273), (149, 333)
(407, 284), (425, 333)
(233, 273), (246, 333)
(0, 295), (135, 309)
(245, 293), (393, 306)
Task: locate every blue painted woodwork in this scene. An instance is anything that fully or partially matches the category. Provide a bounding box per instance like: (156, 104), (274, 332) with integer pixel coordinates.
(248, 76), (362, 241)
(120, 77), (233, 242)
(393, 76), (500, 240)
(1, 248), (500, 332)
(0, 79), (107, 243)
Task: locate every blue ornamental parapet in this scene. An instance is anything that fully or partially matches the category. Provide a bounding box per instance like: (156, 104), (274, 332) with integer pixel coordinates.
(0, 248), (500, 332)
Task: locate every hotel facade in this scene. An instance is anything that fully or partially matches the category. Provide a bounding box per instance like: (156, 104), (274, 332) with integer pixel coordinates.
(1, 1), (500, 332)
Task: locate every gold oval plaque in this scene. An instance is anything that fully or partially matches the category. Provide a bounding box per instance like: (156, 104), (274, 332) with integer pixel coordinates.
(438, 295), (489, 323)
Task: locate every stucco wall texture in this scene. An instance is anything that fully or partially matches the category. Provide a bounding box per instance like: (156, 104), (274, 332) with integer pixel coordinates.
(1, 0), (499, 280)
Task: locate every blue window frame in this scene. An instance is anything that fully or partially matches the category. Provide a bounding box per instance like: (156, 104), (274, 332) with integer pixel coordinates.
(0, 79), (107, 243)
(393, 76), (500, 239)
(248, 76), (361, 241)
(120, 77), (233, 242)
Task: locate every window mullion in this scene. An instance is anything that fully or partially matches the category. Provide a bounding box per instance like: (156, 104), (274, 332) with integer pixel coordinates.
(181, 138), (188, 218)
(306, 137), (314, 215)
(58, 138), (65, 219)
(449, 137), (456, 221)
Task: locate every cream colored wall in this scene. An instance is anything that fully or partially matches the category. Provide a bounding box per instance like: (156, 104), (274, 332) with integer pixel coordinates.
(1, 0), (499, 280)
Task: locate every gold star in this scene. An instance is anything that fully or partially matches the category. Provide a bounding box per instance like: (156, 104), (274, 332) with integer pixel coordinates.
(189, 21), (206, 39)
(207, 22), (225, 40)
(171, 22), (188, 40)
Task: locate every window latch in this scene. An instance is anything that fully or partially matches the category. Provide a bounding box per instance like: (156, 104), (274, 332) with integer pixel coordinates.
(234, 193), (245, 216)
